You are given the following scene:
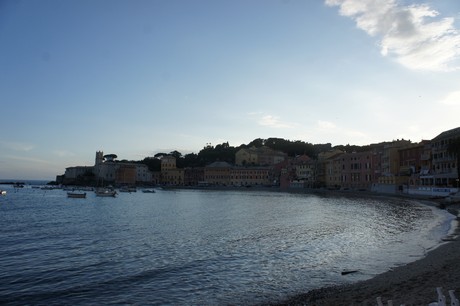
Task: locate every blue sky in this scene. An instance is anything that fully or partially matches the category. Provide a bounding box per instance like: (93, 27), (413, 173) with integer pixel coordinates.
(1, 0), (460, 180)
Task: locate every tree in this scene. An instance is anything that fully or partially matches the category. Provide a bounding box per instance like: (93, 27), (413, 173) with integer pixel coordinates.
(196, 141), (238, 166)
(169, 150), (182, 159)
(154, 153), (167, 159)
(247, 138), (264, 147)
(139, 157), (161, 172)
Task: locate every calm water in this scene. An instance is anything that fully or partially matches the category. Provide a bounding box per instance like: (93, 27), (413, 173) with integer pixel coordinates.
(0, 185), (454, 305)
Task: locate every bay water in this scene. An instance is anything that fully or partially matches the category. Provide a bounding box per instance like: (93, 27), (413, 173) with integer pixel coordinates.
(0, 185), (454, 305)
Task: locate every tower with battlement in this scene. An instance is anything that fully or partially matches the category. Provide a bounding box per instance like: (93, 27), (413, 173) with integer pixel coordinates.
(95, 151), (104, 166)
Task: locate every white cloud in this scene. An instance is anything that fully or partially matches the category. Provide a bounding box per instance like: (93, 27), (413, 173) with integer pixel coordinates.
(258, 115), (294, 128)
(325, 0), (460, 71)
(317, 120), (336, 130)
(312, 120), (370, 145)
(439, 90), (460, 105)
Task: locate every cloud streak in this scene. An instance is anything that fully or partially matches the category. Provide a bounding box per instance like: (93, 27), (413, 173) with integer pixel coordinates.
(53, 150), (76, 158)
(258, 115), (295, 128)
(325, 0), (460, 71)
(0, 141), (35, 151)
(6, 155), (53, 164)
(439, 90), (460, 106)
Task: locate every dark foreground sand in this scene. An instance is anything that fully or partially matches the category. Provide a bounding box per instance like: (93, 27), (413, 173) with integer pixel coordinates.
(277, 204), (460, 306)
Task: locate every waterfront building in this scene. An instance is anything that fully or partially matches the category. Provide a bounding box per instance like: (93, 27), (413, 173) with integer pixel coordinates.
(336, 151), (377, 190)
(161, 168), (184, 185)
(161, 155), (177, 170)
(321, 150), (345, 189)
(62, 151), (155, 186)
(419, 141), (433, 180)
(381, 139), (412, 177)
(230, 167), (272, 186)
(324, 154), (343, 189)
(136, 163), (153, 183)
(184, 167), (205, 186)
(160, 155), (184, 185)
(376, 140), (412, 189)
(430, 127), (460, 186)
(115, 164), (137, 185)
(63, 166), (94, 184)
(398, 141), (427, 176)
(398, 141), (429, 189)
(204, 161), (232, 186)
(294, 155), (317, 188)
(151, 171), (161, 185)
(273, 159), (290, 188)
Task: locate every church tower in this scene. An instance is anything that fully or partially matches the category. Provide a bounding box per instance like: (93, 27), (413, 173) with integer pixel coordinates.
(95, 151), (104, 166)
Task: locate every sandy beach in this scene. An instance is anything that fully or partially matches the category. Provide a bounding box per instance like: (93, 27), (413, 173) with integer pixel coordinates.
(276, 202), (460, 306)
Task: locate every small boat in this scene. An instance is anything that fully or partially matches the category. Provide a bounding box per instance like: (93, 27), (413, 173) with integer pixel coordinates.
(95, 188), (117, 197)
(142, 189), (156, 193)
(67, 192), (86, 198)
(119, 187), (137, 193)
(0, 190), (6, 195)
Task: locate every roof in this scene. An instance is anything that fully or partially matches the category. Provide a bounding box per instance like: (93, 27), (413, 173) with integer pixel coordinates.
(433, 127), (460, 140)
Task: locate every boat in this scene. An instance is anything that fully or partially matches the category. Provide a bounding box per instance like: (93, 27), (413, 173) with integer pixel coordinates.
(0, 190), (6, 195)
(142, 189), (156, 193)
(95, 188), (117, 197)
(119, 187), (137, 193)
(67, 192), (86, 198)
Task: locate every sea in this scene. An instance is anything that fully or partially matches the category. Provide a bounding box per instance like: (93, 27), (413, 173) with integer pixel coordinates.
(0, 182), (455, 305)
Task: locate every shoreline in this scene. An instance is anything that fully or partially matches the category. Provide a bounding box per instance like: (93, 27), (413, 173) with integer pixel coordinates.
(275, 200), (460, 306)
(171, 186), (460, 305)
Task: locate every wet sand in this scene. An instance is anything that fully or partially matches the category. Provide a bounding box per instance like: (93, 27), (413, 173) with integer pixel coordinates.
(276, 203), (460, 306)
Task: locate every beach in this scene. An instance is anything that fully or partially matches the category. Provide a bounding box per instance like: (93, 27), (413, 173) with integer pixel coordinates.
(277, 203), (460, 306)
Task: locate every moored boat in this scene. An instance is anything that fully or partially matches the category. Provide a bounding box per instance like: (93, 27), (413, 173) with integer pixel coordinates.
(67, 192), (86, 198)
(119, 187), (137, 193)
(95, 188), (117, 197)
(0, 190), (6, 195)
(142, 189), (156, 193)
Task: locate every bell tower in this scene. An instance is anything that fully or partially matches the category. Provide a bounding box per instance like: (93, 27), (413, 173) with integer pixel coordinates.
(95, 151), (104, 166)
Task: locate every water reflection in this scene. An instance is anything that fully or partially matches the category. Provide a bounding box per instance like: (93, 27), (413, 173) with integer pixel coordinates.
(0, 187), (453, 305)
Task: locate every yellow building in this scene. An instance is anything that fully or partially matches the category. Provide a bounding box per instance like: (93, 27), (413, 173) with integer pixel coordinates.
(160, 155), (184, 185)
(161, 155), (177, 170)
(235, 146), (286, 166)
(230, 167), (271, 186)
(161, 168), (184, 185)
(204, 161), (232, 185)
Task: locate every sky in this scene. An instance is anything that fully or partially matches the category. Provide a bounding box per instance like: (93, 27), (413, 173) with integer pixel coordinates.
(1, 0), (460, 180)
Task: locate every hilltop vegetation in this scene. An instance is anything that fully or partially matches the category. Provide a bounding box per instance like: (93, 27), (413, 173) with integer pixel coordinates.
(130, 138), (337, 172)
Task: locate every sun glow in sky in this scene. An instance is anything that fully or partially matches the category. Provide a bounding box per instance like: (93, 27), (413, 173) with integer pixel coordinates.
(1, 0), (460, 180)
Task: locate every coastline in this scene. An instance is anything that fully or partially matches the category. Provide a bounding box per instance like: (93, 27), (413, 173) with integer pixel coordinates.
(276, 200), (460, 306)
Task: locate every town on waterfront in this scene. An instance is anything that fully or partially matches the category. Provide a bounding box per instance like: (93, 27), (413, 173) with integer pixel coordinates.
(54, 126), (460, 199)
